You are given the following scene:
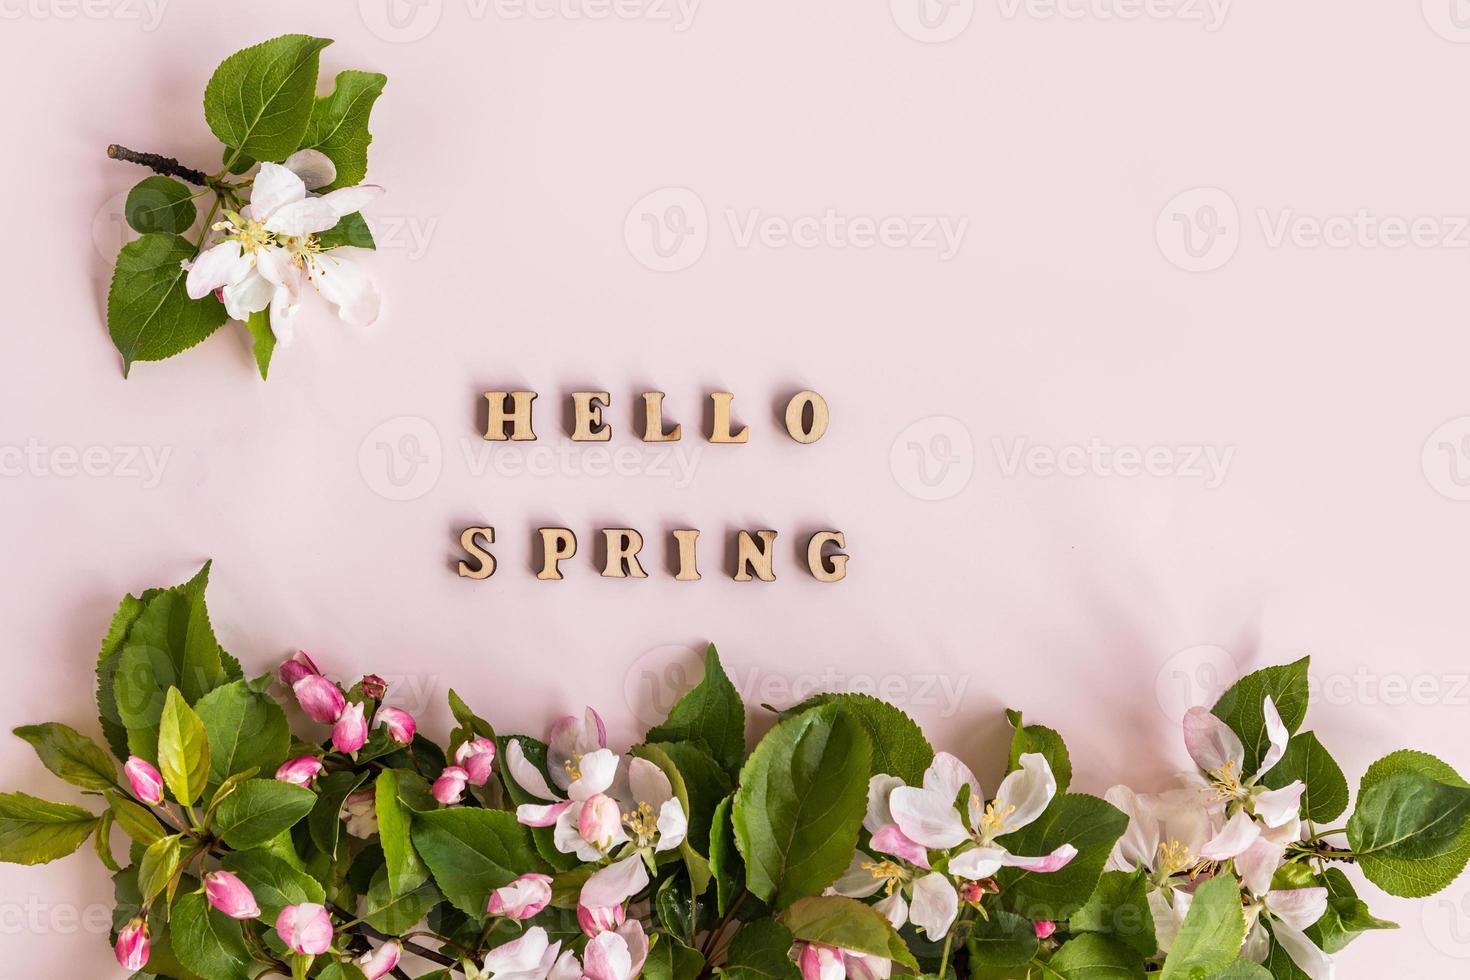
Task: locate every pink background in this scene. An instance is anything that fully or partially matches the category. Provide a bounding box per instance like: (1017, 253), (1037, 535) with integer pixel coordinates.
(4, 0), (1470, 974)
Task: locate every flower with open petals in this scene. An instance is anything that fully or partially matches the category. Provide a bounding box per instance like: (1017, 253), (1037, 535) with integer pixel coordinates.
(530, 921), (647, 980)
(456, 736), (497, 786)
(356, 941), (402, 980)
(477, 925), (565, 980)
(1241, 885), (1333, 980)
(276, 903), (333, 955)
(487, 873), (553, 920)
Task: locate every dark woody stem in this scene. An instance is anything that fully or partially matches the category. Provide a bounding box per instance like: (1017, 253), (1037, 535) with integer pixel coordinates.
(106, 144), (209, 186)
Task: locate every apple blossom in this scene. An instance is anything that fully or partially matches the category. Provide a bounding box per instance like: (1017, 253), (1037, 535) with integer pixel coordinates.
(275, 755), (324, 786)
(278, 651), (321, 687)
(487, 873), (554, 920)
(577, 902), (627, 937)
(378, 706), (416, 745)
(276, 902), (334, 955)
(114, 917), (149, 970)
(534, 921), (648, 980)
(477, 925), (565, 980)
(433, 765), (470, 805)
(333, 701), (369, 754)
(456, 736), (497, 785)
(356, 940), (403, 980)
(204, 871), (260, 920)
(124, 756), (164, 805)
(293, 673), (346, 725)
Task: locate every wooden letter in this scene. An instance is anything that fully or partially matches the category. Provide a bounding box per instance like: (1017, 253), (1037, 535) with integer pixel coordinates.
(457, 527), (497, 579)
(642, 392), (682, 442)
(806, 531), (848, 582)
(602, 529), (649, 578)
(571, 392), (612, 442)
(733, 530), (777, 581)
(483, 391), (538, 441)
(784, 390), (830, 444)
(537, 527), (578, 581)
(672, 529), (701, 581)
(708, 392), (749, 444)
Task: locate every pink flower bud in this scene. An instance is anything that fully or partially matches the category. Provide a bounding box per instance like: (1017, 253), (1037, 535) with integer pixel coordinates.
(1034, 920), (1057, 940)
(577, 794), (623, 848)
(377, 707), (416, 745)
(577, 902), (626, 937)
(115, 917), (150, 970)
(361, 674), (389, 700)
(433, 766), (469, 805)
(356, 940), (402, 980)
(332, 702), (369, 754)
(124, 757), (164, 806)
(487, 873), (553, 920)
(454, 736), (497, 786)
(205, 871), (261, 920)
(796, 942), (843, 980)
(959, 881), (984, 903)
(279, 651), (321, 687)
(294, 674), (346, 724)
(276, 902), (334, 955)
(275, 755), (325, 786)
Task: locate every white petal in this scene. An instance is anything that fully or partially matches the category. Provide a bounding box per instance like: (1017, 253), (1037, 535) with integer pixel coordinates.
(310, 253), (381, 326)
(865, 774), (905, 834)
(548, 951), (582, 980)
(1258, 696), (1291, 777)
(1103, 786), (1158, 873)
(249, 162), (308, 220)
(1000, 843), (1077, 874)
(1149, 889), (1190, 953)
(843, 951), (892, 980)
(283, 149), (338, 190)
(517, 801), (573, 828)
(1242, 917), (1271, 964)
(553, 802), (610, 862)
(483, 927), (550, 975)
(1183, 707), (1246, 776)
(505, 739), (558, 801)
(629, 757), (673, 810)
(907, 873), (959, 941)
(1235, 837), (1286, 897)
(185, 240), (250, 298)
(1272, 922), (1335, 980)
(828, 852), (885, 899)
(1201, 809), (1261, 861)
(654, 798), (687, 852)
(992, 753), (1057, 832)
(1254, 782), (1305, 829)
(1265, 887), (1328, 932)
(221, 270), (272, 321)
(320, 183), (385, 218)
(569, 749), (619, 801)
(923, 752), (982, 802)
(581, 855), (650, 909)
(583, 931), (633, 980)
(266, 198), (342, 237)
(889, 786), (970, 850)
(873, 891), (908, 930)
(947, 846), (1006, 881)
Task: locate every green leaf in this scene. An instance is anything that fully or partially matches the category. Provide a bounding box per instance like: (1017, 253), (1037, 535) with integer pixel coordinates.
(1157, 875), (1247, 980)
(1210, 657), (1310, 775)
(138, 833), (184, 901)
(12, 722), (118, 790)
(105, 789), (165, 845)
(1258, 731), (1348, 824)
(319, 964), (371, 980)
(214, 779), (317, 850)
(719, 918), (801, 980)
(710, 794), (745, 915)
(996, 793), (1129, 921)
(733, 703), (870, 909)
(634, 742), (714, 894)
(646, 740), (732, 854)
(644, 934), (707, 980)
(158, 688), (211, 806)
(966, 909), (1039, 968)
(125, 176), (197, 234)
(1304, 867), (1396, 954)
(96, 592), (147, 759)
(1209, 961), (1274, 979)
(300, 69), (387, 189)
(778, 895), (918, 970)
(310, 769), (371, 860)
(787, 693), (933, 786)
(108, 234), (229, 375)
(171, 890), (254, 980)
(221, 847), (325, 919)
(1348, 755), (1470, 897)
(1006, 708), (1072, 797)
(647, 644), (747, 777)
(1047, 933), (1146, 978)
(496, 735), (581, 872)
(317, 211), (376, 250)
(411, 807), (548, 918)
(364, 867), (442, 933)
(195, 679), (290, 790)
(204, 34), (333, 164)
(376, 769), (426, 898)
(0, 792), (98, 865)
(93, 810), (120, 872)
(1069, 869), (1157, 958)
(245, 309), (276, 379)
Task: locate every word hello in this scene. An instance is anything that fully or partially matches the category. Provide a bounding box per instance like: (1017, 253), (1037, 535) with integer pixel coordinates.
(458, 388), (846, 582)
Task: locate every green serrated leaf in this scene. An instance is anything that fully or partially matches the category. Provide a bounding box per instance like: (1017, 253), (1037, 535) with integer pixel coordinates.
(647, 644), (747, 777)
(300, 70), (387, 189)
(205, 34), (333, 164)
(13, 722), (118, 791)
(778, 895), (918, 971)
(645, 932), (707, 980)
(967, 909), (1039, 968)
(126, 176), (197, 235)
(310, 769), (371, 860)
(410, 807), (548, 918)
(138, 833), (184, 901)
(719, 918), (801, 980)
(1006, 708), (1073, 797)
(158, 688), (211, 806)
(1210, 658), (1310, 776)
(105, 789), (165, 845)
(245, 309), (276, 379)
(996, 793), (1128, 921)
(171, 890), (254, 980)
(1048, 933), (1145, 978)
(787, 692), (933, 786)
(195, 679), (290, 790)
(1068, 869), (1157, 958)
(1304, 867), (1397, 954)
(0, 792), (98, 865)
(214, 779), (316, 850)
(1259, 731), (1348, 824)
(1157, 875), (1246, 980)
(108, 234), (229, 375)
(317, 211), (377, 251)
(1348, 759), (1470, 898)
(220, 847), (324, 919)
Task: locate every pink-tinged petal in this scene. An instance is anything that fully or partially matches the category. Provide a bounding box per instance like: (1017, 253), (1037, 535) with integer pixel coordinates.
(1258, 696), (1291, 777)
(275, 755), (324, 786)
(582, 929), (634, 980)
(865, 774), (905, 833)
(581, 854), (649, 909)
(433, 766), (470, 806)
(578, 903), (626, 937)
(873, 891), (908, 929)
(1183, 707), (1245, 776)
(516, 800), (573, 828)
(888, 785), (970, 849)
(1236, 837), (1286, 897)
(505, 739), (558, 801)
(923, 751), (982, 802)
(293, 674), (346, 724)
(249, 162), (308, 220)
(548, 950), (583, 980)
(993, 753), (1057, 832)
(842, 950), (893, 980)
(283, 149), (337, 191)
(870, 823), (931, 869)
(615, 920), (648, 979)
(124, 757), (165, 805)
(797, 944), (845, 980)
(265, 198), (341, 237)
(1001, 843), (1078, 874)
(1271, 922), (1335, 980)
(278, 651), (321, 686)
(587, 706), (608, 748)
(1254, 781), (1305, 830)
(568, 748), (619, 801)
(1266, 887), (1329, 933)
(1034, 921), (1058, 940)
(377, 707), (416, 745)
(205, 871), (261, 919)
(275, 903), (333, 955)
(628, 756), (674, 810)
(356, 940), (402, 980)
(948, 846), (1006, 880)
(320, 183), (385, 219)
(332, 701), (369, 754)
(115, 918), (150, 970)
(1103, 785), (1159, 873)
(483, 926), (552, 974)
(487, 873), (554, 920)
(310, 253), (381, 326)
(455, 737), (497, 786)
(907, 872), (959, 940)
(185, 240), (250, 299)
(1201, 809), (1262, 861)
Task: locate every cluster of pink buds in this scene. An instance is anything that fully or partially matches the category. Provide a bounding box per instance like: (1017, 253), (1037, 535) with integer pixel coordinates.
(432, 736), (497, 804)
(279, 652), (417, 757)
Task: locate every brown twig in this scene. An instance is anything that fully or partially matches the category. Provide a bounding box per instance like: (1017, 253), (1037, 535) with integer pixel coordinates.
(106, 143), (209, 186)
